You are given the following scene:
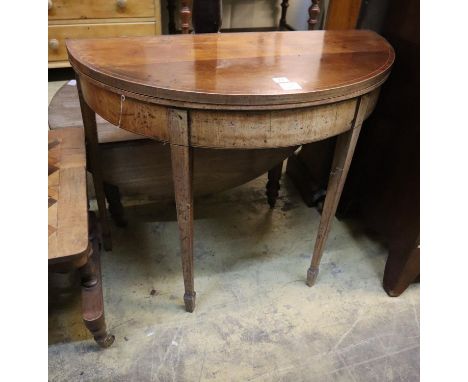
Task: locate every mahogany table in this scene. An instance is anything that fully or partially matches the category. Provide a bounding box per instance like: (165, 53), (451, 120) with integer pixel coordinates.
(67, 30), (394, 312)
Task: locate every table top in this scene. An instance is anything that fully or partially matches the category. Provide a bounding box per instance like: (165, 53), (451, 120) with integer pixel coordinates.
(67, 30), (394, 108)
(48, 128), (89, 263)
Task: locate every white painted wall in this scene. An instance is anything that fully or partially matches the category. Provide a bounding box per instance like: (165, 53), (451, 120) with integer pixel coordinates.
(221, 0), (278, 29)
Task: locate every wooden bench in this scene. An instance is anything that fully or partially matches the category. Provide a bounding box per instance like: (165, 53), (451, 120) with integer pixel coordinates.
(49, 127), (114, 348)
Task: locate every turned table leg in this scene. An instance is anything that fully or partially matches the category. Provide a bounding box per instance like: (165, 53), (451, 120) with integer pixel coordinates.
(77, 78), (112, 251)
(180, 0), (191, 34)
(104, 182), (127, 227)
(167, 0), (176, 34)
(79, 215), (114, 348)
(279, 0), (290, 29)
(169, 109), (196, 312)
(266, 161), (284, 208)
(308, 0), (321, 30)
(307, 96), (369, 286)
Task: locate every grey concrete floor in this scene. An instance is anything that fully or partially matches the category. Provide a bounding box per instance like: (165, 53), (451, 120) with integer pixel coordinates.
(48, 81), (420, 382)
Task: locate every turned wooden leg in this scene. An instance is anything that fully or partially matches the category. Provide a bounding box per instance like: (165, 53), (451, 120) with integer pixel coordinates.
(169, 109), (196, 312)
(167, 0), (176, 34)
(307, 96), (369, 286)
(79, 229), (114, 348)
(192, 0), (222, 33)
(308, 0), (321, 30)
(180, 0), (191, 34)
(104, 182), (127, 227)
(279, 0), (290, 29)
(266, 161), (284, 208)
(77, 77), (112, 251)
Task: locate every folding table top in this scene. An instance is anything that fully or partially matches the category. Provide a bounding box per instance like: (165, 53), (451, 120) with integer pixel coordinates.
(66, 30), (394, 108)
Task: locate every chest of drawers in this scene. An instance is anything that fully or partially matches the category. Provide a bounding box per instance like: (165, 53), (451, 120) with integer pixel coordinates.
(48, 0), (161, 68)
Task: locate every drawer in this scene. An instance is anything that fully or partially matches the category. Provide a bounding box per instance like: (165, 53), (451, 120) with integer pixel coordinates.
(48, 0), (155, 20)
(48, 23), (156, 62)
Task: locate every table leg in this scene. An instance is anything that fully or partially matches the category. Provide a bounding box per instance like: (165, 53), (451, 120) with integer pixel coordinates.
(80, 216), (114, 348)
(279, 0), (290, 29)
(192, 0), (222, 33)
(77, 78), (112, 251)
(266, 161), (283, 208)
(306, 96), (369, 286)
(308, 0), (321, 30)
(167, 0), (176, 34)
(180, 0), (191, 34)
(104, 182), (127, 227)
(169, 109), (196, 312)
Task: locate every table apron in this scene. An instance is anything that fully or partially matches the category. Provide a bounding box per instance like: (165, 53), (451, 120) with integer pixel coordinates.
(79, 75), (380, 149)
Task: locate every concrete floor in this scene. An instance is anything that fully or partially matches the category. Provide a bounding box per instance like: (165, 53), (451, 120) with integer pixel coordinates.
(48, 81), (420, 381)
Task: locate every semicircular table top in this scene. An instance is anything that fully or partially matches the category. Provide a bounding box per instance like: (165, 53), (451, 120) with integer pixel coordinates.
(67, 30), (394, 108)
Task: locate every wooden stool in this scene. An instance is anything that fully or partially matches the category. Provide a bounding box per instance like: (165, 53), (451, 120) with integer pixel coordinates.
(48, 128), (114, 348)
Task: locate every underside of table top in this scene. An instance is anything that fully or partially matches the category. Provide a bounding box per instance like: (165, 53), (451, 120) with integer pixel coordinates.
(67, 30), (394, 109)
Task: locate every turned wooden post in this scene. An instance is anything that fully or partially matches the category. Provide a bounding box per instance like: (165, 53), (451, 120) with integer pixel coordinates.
(180, 0), (191, 34)
(192, 0), (222, 33)
(80, 212), (114, 348)
(266, 162), (284, 208)
(308, 0), (321, 30)
(279, 0), (290, 29)
(103, 182), (127, 227)
(167, 0), (176, 34)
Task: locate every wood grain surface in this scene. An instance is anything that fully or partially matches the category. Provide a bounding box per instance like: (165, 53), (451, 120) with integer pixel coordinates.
(48, 128), (89, 264)
(325, 0), (362, 29)
(77, 72), (380, 148)
(67, 30), (394, 108)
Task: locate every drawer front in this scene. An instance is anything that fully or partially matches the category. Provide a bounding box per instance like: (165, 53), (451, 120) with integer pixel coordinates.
(48, 23), (156, 62)
(48, 0), (155, 20)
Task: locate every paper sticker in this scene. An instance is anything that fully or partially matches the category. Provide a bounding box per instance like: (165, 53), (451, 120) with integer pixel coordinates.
(272, 77), (290, 83)
(67, 79), (77, 86)
(279, 82), (302, 90)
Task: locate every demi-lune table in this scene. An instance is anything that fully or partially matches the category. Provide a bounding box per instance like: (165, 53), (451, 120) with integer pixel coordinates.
(67, 30), (394, 312)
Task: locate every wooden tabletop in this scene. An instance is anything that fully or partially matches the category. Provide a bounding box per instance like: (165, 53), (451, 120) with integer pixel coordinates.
(48, 128), (89, 264)
(67, 30), (394, 108)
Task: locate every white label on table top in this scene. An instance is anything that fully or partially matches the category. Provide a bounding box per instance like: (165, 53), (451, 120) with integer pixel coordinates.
(67, 79), (77, 86)
(272, 77), (290, 83)
(279, 82), (302, 90)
